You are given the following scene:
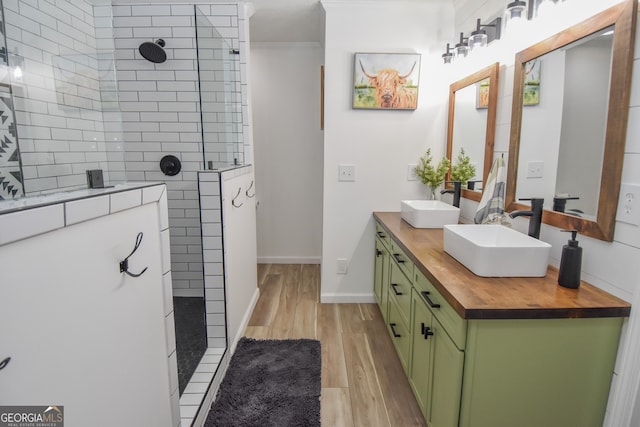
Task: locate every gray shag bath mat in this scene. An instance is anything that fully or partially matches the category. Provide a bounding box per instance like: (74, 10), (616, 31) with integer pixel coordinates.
(204, 337), (321, 427)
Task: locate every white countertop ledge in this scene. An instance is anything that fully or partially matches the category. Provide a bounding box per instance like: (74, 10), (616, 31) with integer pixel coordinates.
(0, 183), (166, 246)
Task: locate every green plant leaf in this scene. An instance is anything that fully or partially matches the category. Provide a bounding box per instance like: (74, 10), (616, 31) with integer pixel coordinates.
(451, 148), (476, 186)
(414, 148), (451, 191)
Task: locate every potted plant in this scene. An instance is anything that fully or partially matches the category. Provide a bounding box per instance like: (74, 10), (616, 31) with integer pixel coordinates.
(450, 148), (476, 188)
(415, 148), (450, 199)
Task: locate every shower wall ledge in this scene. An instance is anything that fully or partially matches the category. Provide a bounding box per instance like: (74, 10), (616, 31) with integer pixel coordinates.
(0, 182), (168, 247)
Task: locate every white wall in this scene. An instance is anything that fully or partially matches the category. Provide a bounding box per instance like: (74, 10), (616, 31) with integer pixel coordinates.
(320, 0), (454, 302)
(251, 43), (324, 263)
(452, 83), (488, 181)
(517, 49), (564, 204)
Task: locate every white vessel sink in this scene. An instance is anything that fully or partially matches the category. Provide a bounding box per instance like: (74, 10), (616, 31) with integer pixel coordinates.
(443, 224), (551, 277)
(401, 200), (460, 229)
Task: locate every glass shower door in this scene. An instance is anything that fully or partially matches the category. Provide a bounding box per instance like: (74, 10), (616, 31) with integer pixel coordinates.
(195, 6), (243, 169)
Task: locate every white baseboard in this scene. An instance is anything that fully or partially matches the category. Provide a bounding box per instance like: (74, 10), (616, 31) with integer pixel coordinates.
(192, 287), (261, 427)
(231, 287), (261, 353)
(320, 293), (376, 303)
(257, 256), (320, 264)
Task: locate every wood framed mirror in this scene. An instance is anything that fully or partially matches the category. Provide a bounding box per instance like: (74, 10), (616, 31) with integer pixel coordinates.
(506, 0), (636, 241)
(446, 62), (500, 202)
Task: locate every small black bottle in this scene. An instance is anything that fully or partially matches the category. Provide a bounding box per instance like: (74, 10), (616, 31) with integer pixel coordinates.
(558, 229), (582, 289)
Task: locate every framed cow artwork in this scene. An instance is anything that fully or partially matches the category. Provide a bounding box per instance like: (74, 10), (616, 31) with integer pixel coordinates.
(353, 52), (421, 110)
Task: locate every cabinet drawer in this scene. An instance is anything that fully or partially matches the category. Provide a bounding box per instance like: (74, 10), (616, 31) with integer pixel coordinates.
(388, 297), (411, 374)
(415, 269), (467, 350)
(391, 240), (413, 280)
(389, 260), (412, 326)
(375, 223), (392, 251)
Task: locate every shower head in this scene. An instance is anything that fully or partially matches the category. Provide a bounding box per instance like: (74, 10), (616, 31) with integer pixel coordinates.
(139, 39), (167, 63)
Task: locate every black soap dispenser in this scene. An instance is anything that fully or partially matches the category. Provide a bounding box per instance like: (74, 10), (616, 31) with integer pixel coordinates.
(558, 229), (582, 289)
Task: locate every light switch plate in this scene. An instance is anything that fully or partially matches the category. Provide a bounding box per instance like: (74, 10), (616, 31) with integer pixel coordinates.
(526, 161), (544, 178)
(336, 258), (349, 274)
(407, 164), (418, 181)
(338, 164), (355, 182)
(616, 183), (640, 226)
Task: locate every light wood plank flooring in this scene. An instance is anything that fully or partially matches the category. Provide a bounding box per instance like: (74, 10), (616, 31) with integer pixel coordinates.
(244, 264), (426, 427)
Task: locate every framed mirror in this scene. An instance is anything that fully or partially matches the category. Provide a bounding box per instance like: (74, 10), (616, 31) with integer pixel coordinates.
(446, 63), (500, 202)
(506, 0), (636, 241)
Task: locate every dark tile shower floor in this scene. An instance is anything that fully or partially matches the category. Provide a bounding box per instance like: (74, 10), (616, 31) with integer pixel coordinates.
(173, 296), (208, 395)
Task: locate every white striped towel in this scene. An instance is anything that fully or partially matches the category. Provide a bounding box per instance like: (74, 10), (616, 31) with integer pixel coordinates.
(474, 157), (507, 224)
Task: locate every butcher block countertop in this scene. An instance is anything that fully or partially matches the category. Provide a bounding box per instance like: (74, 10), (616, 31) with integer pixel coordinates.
(374, 212), (631, 320)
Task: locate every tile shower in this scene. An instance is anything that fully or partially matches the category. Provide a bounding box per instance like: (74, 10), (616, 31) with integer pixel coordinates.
(0, 1), (254, 426)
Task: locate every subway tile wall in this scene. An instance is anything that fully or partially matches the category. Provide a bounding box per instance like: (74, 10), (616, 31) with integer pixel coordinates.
(112, 3), (251, 296)
(3, 0), (125, 195)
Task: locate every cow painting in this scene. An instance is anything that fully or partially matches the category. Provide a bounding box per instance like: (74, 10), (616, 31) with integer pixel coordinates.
(353, 53), (420, 110)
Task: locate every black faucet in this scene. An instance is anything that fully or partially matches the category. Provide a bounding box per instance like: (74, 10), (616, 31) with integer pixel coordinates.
(509, 198), (544, 239)
(440, 181), (461, 208)
(552, 196), (579, 213)
(467, 180), (483, 191)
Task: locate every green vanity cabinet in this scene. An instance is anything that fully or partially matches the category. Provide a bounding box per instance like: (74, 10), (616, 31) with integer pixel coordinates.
(410, 281), (464, 427)
(372, 214), (630, 427)
(458, 317), (623, 427)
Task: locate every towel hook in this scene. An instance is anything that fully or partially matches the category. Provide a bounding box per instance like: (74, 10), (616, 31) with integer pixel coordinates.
(246, 180), (255, 198)
(119, 232), (148, 278)
(232, 187), (243, 208)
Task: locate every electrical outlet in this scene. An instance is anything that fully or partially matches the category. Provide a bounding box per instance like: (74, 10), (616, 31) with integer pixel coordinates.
(616, 183), (640, 226)
(338, 164), (356, 182)
(336, 258), (349, 274)
(407, 164), (418, 181)
(526, 161), (544, 178)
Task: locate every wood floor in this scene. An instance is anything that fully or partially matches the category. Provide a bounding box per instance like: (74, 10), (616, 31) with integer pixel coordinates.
(244, 264), (426, 427)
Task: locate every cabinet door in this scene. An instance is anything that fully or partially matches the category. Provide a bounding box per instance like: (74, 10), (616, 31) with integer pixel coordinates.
(374, 238), (387, 306)
(409, 289), (435, 420)
(428, 317), (464, 427)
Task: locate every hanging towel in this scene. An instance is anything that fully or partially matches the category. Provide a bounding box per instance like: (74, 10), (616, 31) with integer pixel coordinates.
(474, 157), (507, 224)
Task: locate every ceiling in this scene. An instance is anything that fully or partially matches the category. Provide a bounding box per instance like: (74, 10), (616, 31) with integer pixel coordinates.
(112, 0), (445, 44)
(247, 0), (325, 43)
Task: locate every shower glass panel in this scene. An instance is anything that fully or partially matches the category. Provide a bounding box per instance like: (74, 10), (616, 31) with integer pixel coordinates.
(195, 6), (243, 169)
(0, 0), (125, 202)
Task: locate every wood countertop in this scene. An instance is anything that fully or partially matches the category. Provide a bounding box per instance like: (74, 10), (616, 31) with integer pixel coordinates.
(374, 212), (631, 320)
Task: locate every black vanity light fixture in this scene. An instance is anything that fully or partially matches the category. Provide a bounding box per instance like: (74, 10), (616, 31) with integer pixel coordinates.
(506, 0), (528, 20)
(454, 32), (469, 58)
(469, 17), (503, 50)
(442, 43), (454, 64)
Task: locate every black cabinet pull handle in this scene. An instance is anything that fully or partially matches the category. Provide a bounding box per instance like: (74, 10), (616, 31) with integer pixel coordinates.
(391, 283), (403, 296)
(421, 291), (441, 308)
(0, 357), (10, 370)
(377, 231), (386, 238)
(376, 249), (382, 257)
(393, 253), (405, 263)
(390, 323), (401, 338)
(421, 324), (434, 340)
